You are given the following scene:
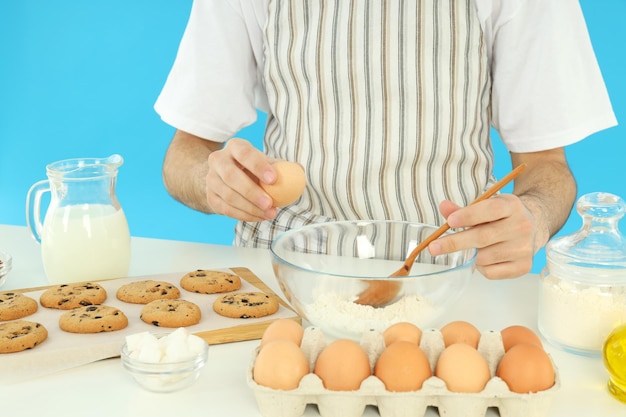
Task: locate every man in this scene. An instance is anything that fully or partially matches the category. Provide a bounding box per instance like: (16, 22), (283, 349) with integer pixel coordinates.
(155, 0), (616, 279)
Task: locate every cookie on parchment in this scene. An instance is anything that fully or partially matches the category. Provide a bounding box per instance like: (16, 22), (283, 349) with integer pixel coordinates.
(140, 299), (201, 328)
(40, 282), (107, 310)
(0, 291), (38, 321)
(213, 292), (279, 319)
(59, 305), (128, 333)
(116, 280), (181, 304)
(180, 269), (242, 294)
(0, 320), (48, 353)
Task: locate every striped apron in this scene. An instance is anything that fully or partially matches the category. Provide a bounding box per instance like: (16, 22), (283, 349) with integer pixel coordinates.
(235, 0), (493, 248)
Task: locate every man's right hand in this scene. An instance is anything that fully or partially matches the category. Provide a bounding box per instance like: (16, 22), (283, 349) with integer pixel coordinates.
(162, 130), (279, 222)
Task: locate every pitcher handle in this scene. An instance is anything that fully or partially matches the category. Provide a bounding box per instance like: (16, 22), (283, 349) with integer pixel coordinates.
(25, 179), (50, 243)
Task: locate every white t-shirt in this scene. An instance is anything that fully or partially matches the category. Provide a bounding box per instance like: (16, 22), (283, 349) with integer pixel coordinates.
(155, 0), (616, 153)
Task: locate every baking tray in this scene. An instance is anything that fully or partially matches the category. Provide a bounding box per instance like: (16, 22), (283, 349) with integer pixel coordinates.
(0, 267), (300, 384)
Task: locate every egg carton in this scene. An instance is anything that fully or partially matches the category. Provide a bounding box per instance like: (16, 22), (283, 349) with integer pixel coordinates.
(246, 327), (560, 417)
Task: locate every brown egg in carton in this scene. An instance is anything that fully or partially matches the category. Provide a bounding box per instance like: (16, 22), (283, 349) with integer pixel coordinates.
(246, 326), (561, 417)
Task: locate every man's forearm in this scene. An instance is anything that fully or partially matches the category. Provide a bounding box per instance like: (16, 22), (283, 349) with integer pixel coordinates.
(162, 130), (223, 214)
(511, 148), (577, 252)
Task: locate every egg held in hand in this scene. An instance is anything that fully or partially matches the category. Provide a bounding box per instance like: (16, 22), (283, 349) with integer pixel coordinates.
(496, 343), (555, 393)
(260, 161), (306, 207)
(435, 343), (491, 393)
(253, 339), (310, 390)
(374, 341), (432, 392)
(314, 339), (371, 391)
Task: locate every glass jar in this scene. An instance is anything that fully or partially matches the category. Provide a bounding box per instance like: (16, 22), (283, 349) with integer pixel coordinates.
(538, 192), (626, 357)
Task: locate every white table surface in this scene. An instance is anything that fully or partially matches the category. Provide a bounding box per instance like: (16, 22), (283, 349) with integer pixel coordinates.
(0, 224), (623, 417)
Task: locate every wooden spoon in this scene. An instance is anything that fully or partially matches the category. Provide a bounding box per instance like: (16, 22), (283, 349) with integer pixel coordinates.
(353, 163), (527, 307)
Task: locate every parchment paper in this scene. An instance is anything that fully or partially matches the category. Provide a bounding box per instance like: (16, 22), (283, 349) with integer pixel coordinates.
(0, 269), (297, 385)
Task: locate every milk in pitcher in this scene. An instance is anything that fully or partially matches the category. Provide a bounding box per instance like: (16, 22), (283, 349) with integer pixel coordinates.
(41, 204), (130, 283)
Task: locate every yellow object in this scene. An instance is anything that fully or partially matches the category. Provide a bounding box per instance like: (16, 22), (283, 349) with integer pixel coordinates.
(602, 323), (626, 403)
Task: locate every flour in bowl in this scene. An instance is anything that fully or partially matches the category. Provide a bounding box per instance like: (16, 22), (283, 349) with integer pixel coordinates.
(303, 292), (440, 339)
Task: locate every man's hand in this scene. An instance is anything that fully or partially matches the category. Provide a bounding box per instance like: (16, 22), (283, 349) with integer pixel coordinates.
(428, 195), (537, 279)
(205, 138), (278, 221)
(428, 147), (576, 279)
(162, 130), (280, 222)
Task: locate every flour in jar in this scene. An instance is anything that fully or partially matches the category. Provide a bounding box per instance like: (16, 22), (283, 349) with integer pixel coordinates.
(303, 290), (440, 339)
(539, 274), (626, 353)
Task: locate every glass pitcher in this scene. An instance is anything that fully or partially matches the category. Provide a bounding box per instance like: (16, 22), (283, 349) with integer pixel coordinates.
(26, 154), (131, 284)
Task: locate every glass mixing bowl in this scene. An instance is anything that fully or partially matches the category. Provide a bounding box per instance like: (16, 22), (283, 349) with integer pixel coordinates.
(270, 220), (477, 340)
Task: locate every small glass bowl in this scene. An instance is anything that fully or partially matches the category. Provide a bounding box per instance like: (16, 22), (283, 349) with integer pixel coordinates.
(0, 251), (12, 289)
(120, 334), (209, 393)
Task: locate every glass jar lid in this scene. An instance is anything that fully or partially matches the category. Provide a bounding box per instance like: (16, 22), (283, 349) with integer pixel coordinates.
(546, 192), (626, 285)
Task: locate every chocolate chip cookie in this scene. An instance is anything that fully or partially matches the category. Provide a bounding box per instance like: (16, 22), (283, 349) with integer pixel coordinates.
(140, 298), (201, 328)
(116, 280), (181, 304)
(59, 305), (128, 333)
(180, 269), (242, 294)
(40, 283), (107, 310)
(0, 320), (48, 353)
(213, 292), (279, 319)
(0, 291), (38, 321)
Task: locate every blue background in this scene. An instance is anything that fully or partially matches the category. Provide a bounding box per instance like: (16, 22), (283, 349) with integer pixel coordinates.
(1, 0), (624, 274)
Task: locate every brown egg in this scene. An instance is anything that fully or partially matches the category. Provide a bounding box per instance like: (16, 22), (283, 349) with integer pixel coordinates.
(374, 341), (432, 391)
(440, 320), (481, 348)
(260, 161), (306, 207)
(253, 340), (309, 390)
(314, 339), (371, 391)
(383, 322), (422, 346)
(260, 319), (304, 348)
(435, 343), (491, 393)
(496, 343), (555, 393)
(501, 325), (543, 352)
